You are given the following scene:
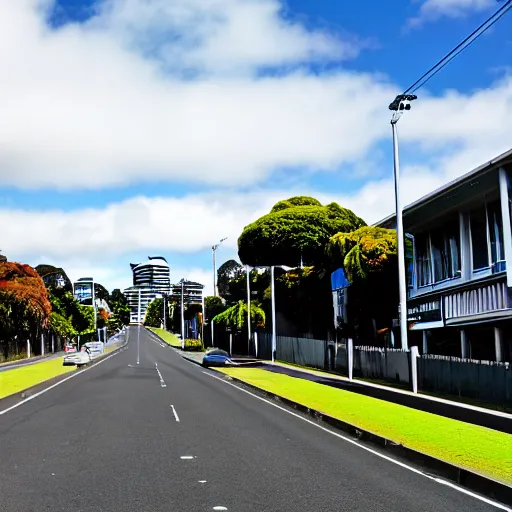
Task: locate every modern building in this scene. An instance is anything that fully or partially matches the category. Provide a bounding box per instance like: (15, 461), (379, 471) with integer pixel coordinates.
(73, 277), (112, 314)
(377, 148), (512, 362)
(123, 257), (171, 323)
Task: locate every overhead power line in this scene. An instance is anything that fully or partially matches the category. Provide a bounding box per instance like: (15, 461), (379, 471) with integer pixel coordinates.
(403, 0), (512, 95)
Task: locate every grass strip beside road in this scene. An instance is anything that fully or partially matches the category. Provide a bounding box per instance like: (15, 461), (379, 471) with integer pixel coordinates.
(0, 358), (75, 400)
(148, 328), (181, 348)
(217, 367), (512, 485)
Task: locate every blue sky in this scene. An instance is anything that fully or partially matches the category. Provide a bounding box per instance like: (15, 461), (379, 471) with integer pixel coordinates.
(0, 0), (510, 293)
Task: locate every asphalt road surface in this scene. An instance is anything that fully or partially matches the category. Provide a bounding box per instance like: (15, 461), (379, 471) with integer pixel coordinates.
(0, 327), (507, 512)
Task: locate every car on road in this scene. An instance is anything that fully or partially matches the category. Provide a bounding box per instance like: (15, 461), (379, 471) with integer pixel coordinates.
(62, 345), (92, 367)
(202, 348), (238, 368)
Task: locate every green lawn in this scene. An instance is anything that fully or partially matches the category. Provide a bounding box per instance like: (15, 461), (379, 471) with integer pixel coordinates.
(217, 367), (512, 485)
(0, 358), (76, 400)
(148, 328), (182, 347)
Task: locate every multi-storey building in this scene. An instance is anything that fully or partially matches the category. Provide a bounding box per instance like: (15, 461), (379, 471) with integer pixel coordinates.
(377, 148), (512, 362)
(123, 257), (171, 323)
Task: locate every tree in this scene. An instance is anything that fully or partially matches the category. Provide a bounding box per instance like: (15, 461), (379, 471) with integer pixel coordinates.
(145, 298), (163, 328)
(326, 227), (400, 281)
(0, 262), (52, 355)
(326, 226), (410, 342)
(238, 197), (366, 267)
(217, 260), (244, 300)
(110, 289), (130, 326)
(35, 264), (73, 293)
(212, 300), (266, 329)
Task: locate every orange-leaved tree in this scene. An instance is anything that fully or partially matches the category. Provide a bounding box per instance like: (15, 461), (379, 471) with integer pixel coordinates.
(0, 262), (52, 353)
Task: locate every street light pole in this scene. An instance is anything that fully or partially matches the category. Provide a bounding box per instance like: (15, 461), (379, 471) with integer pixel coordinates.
(137, 288), (141, 365)
(246, 265), (251, 355)
(389, 94), (416, 351)
(212, 237), (227, 297)
(163, 294), (167, 331)
(181, 279), (185, 349)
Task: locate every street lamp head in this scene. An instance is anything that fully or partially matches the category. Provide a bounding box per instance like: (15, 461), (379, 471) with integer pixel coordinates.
(389, 94), (417, 112)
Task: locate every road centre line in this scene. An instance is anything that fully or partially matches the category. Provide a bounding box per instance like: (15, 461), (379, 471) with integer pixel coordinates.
(201, 371), (511, 512)
(155, 362), (167, 388)
(170, 405), (180, 422)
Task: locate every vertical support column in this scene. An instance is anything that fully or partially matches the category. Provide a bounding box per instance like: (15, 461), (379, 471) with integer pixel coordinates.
(229, 333), (233, 357)
(27, 339), (31, 359)
(499, 167), (512, 287)
(270, 266), (277, 363)
(211, 320), (214, 348)
(41, 333), (45, 356)
(494, 326), (504, 363)
(347, 338), (353, 381)
(254, 331), (258, 358)
(422, 330), (429, 355)
(461, 329), (469, 359)
(410, 345), (419, 394)
(246, 265), (251, 355)
(52, 334), (55, 353)
(181, 280), (185, 350)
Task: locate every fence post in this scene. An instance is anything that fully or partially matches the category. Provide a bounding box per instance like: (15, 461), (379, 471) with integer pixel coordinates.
(41, 333), (45, 356)
(27, 339), (31, 359)
(410, 346), (419, 393)
(348, 338), (353, 381)
(254, 331), (258, 358)
(229, 333), (233, 357)
(52, 334), (55, 353)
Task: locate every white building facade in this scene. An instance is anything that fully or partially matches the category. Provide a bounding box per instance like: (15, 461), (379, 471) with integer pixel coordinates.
(124, 257), (171, 323)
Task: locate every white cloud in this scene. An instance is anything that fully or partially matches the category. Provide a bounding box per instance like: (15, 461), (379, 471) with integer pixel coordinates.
(409, 0), (496, 25)
(0, 0), (388, 190)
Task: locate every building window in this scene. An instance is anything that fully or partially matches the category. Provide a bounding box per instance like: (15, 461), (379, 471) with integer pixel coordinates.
(470, 205), (489, 271)
(488, 200), (505, 272)
(469, 201), (505, 274)
(415, 233), (432, 287)
(430, 217), (461, 282)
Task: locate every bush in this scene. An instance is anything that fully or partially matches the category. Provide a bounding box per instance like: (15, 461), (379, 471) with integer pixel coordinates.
(184, 339), (204, 352)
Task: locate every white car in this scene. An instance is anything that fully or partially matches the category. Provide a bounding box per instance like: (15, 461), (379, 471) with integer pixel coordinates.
(63, 347), (92, 367)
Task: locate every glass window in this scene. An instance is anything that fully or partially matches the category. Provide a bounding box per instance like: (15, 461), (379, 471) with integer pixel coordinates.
(487, 200), (504, 271)
(430, 217), (461, 282)
(470, 205), (489, 271)
(415, 233), (432, 287)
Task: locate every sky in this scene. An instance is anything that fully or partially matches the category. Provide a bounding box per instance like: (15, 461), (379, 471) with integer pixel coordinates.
(0, 0), (511, 295)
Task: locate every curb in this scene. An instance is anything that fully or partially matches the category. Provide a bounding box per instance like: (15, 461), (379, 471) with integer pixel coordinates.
(209, 368), (512, 506)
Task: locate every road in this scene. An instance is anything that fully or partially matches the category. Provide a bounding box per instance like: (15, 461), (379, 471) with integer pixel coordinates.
(0, 327), (507, 512)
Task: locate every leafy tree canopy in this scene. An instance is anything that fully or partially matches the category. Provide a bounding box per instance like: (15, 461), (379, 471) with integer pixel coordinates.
(238, 197), (366, 267)
(35, 264), (73, 293)
(326, 226), (402, 282)
(270, 196), (321, 213)
(212, 300), (265, 329)
(217, 259), (244, 299)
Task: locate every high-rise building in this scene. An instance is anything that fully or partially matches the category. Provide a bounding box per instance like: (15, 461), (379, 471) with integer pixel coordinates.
(123, 257), (171, 323)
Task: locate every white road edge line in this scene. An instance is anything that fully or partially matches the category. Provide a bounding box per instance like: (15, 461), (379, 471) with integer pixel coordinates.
(170, 404), (180, 422)
(155, 362), (167, 388)
(202, 371), (511, 512)
(0, 348), (126, 417)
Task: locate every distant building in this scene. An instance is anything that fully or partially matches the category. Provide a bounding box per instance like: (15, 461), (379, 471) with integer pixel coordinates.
(376, 148), (512, 362)
(123, 257), (171, 323)
(73, 277), (111, 313)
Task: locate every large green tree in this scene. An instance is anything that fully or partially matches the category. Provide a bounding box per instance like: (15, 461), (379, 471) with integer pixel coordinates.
(212, 300), (266, 330)
(35, 264), (73, 293)
(217, 260), (244, 301)
(238, 197), (365, 267)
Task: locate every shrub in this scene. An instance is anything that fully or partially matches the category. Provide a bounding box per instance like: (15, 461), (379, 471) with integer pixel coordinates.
(184, 338), (204, 352)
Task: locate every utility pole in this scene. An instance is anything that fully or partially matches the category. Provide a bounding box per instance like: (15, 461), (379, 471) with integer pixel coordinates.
(181, 279), (185, 349)
(137, 288), (141, 365)
(270, 266), (276, 363)
(389, 94), (416, 351)
(163, 294), (167, 331)
(246, 265), (251, 355)
(212, 237), (227, 297)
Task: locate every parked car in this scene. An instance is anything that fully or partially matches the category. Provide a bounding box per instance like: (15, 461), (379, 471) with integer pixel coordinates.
(63, 345), (92, 367)
(202, 348), (238, 368)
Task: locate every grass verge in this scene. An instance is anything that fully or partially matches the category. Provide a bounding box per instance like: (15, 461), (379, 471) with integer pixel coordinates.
(0, 358), (76, 400)
(217, 367), (512, 485)
(148, 328), (181, 348)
